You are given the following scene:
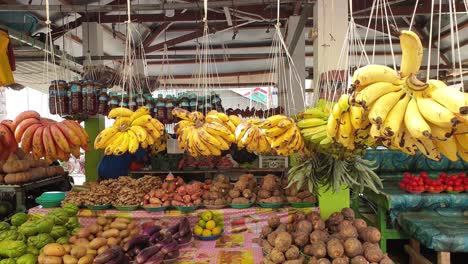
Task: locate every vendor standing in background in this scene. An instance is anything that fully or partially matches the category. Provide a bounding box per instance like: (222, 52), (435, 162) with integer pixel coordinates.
(97, 147), (148, 180)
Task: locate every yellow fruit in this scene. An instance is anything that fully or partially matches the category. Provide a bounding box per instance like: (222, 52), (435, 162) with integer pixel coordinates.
(201, 211), (213, 222)
(205, 220), (216, 230)
(194, 225), (203, 236)
(202, 229), (212, 237)
(212, 227), (222, 236)
(198, 219), (206, 228)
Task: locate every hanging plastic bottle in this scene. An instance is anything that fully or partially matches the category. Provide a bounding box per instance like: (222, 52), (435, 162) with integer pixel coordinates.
(98, 88), (109, 115)
(48, 80), (58, 115)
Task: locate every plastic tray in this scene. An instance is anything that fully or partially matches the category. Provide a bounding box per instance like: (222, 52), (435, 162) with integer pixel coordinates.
(175, 205), (199, 212)
(85, 204), (111, 210)
(290, 202), (316, 208)
(113, 205), (140, 211)
(229, 203), (254, 209)
(204, 204), (227, 209)
(143, 206), (168, 212)
(258, 202), (283, 208)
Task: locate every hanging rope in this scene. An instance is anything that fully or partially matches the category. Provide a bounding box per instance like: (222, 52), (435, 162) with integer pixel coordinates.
(436, 0), (442, 80)
(426, 0), (435, 81)
(408, 0), (419, 31)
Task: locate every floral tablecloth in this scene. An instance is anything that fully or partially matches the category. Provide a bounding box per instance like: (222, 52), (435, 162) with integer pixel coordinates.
(29, 206), (319, 264)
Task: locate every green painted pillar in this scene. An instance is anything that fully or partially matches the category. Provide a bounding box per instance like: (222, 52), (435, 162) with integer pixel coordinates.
(84, 117), (105, 182)
(318, 185), (350, 219)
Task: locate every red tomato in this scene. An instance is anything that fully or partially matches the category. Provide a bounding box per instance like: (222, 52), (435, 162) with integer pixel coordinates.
(420, 171), (428, 178)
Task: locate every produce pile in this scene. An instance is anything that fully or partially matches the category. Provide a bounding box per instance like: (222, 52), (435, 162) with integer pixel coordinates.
(227, 174), (257, 205)
(235, 118), (272, 154)
(258, 174), (285, 204)
(63, 176), (162, 206)
(0, 120), (18, 161)
(0, 204), (80, 263)
(284, 182), (316, 204)
(260, 208), (393, 264)
(94, 106), (166, 155)
(172, 181), (204, 207)
(203, 174), (230, 206)
(9, 110), (89, 162)
(193, 210), (224, 238)
(173, 108), (237, 157)
(0, 150), (65, 185)
(45, 216), (140, 264)
(399, 171), (467, 193)
(143, 176), (184, 207)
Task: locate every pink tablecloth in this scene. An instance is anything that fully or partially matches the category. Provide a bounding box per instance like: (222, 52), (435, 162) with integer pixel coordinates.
(30, 206), (319, 264)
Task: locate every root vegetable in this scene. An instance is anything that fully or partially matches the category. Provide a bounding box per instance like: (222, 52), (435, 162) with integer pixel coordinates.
(327, 212), (344, 226)
(293, 231), (309, 247)
(296, 220), (313, 234)
(268, 215), (281, 229)
(362, 242), (379, 251)
(341, 208), (355, 220)
(327, 238), (344, 259)
(364, 245), (383, 262)
(294, 212), (307, 223)
(310, 230), (329, 243)
(284, 255), (306, 264)
(276, 224), (287, 233)
(306, 212), (321, 222)
(270, 248), (286, 264)
(262, 240), (274, 253)
(312, 219), (326, 231)
(258, 190), (271, 199)
(261, 226), (273, 237)
(339, 224), (358, 239)
(77, 255), (93, 264)
(89, 237), (107, 249)
(63, 255), (78, 264)
(42, 256), (62, 264)
(285, 245), (300, 260)
(317, 258), (332, 264)
(379, 254), (394, 264)
(71, 246), (87, 259)
(332, 257), (350, 264)
(232, 197), (250, 204)
(102, 229), (120, 238)
(350, 256), (368, 264)
(352, 219), (367, 231)
(359, 227), (381, 243)
(267, 232), (278, 246)
(43, 243), (66, 257)
(344, 238), (363, 258)
(274, 232), (293, 253)
(310, 241), (327, 258)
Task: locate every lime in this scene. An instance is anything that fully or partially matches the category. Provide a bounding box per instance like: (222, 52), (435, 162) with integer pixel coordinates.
(212, 227), (222, 236)
(198, 219), (206, 228)
(202, 229), (212, 237)
(201, 211), (213, 222)
(206, 220), (216, 230)
(194, 225), (203, 236)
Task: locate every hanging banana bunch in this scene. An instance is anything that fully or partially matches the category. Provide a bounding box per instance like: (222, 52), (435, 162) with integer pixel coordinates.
(260, 114), (305, 156)
(235, 118), (272, 154)
(344, 30), (468, 162)
(94, 106), (165, 156)
(172, 108), (237, 157)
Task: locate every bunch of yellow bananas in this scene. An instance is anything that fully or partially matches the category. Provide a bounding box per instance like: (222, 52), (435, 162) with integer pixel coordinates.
(151, 134), (170, 155)
(172, 108), (238, 156)
(260, 115), (304, 156)
(94, 106), (165, 155)
(347, 30), (468, 162)
(234, 118), (272, 154)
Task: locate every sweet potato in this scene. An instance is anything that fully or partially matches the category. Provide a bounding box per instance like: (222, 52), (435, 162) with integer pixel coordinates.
(293, 231), (309, 247)
(268, 214), (281, 229)
(310, 230), (329, 243)
(296, 220), (313, 234)
(341, 208), (355, 220)
(359, 227), (381, 243)
(232, 197), (250, 204)
(352, 219), (367, 231)
(350, 256), (368, 264)
(285, 245), (300, 260)
(364, 245), (383, 262)
(270, 248), (285, 264)
(287, 196), (302, 203)
(327, 238), (344, 259)
(275, 232), (293, 253)
(332, 257), (350, 264)
(343, 238), (363, 258)
(262, 174), (279, 191)
(309, 241), (327, 258)
(229, 189), (241, 198)
(258, 189), (272, 199)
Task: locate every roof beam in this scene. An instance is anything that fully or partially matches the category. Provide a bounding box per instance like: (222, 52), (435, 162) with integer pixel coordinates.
(143, 22), (173, 48)
(353, 1), (467, 18)
(288, 2), (312, 54)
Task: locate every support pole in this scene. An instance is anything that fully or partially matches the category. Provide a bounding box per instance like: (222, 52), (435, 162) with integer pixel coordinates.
(82, 22), (105, 182)
(313, 0), (350, 219)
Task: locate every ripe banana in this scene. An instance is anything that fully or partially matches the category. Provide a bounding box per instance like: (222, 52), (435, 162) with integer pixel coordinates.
(228, 115), (242, 126)
(127, 130), (140, 154)
(131, 114), (152, 126)
(108, 107), (133, 119)
(14, 117), (40, 142)
(113, 132), (130, 156)
(351, 64), (399, 90)
(435, 136), (458, 162)
(56, 122), (81, 146)
(399, 30), (423, 78)
(260, 115), (288, 129)
(405, 74), (429, 91)
(50, 124), (71, 153)
(425, 83), (468, 114)
(297, 118), (327, 128)
(368, 90), (405, 127)
(94, 127), (119, 149)
(130, 106), (149, 122)
(354, 82), (402, 107)
(404, 98), (431, 139)
(416, 96), (460, 128)
(20, 123), (42, 153)
(129, 126), (148, 143)
(381, 94), (410, 138)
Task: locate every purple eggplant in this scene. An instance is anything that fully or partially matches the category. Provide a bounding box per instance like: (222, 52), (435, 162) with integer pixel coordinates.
(144, 251), (166, 264)
(165, 250), (180, 260)
(121, 255), (130, 264)
(178, 217), (191, 237)
(122, 235), (150, 252)
(166, 222), (179, 235)
(136, 245), (162, 264)
(150, 232), (163, 243)
(101, 248), (124, 264)
(142, 225), (162, 236)
(93, 246), (122, 264)
(177, 232), (192, 245)
(160, 240), (179, 255)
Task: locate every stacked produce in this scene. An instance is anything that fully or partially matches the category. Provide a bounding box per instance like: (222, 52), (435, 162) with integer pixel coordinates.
(94, 106), (166, 155)
(193, 210), (224, 238)
(344, 30), (468, 162)
(260, 208), (393, 264)
(0, 204), (80, 263)
(63, 176), (162, 206)
(284, 182), (316, 204)
(0, 120), (18, 161)
(235, 118), (272, 154)
(172, 181), (204, 207)
(399, 171), (467, 193)
(12, 110), (89, 162)
(203, 174), (231, 206)
(227, 174), (257, 205)
(260, 214), (306, 264)
(143, 176), (185, 207)
(258, 174), (285, 204)
(0, 150), (65, 185)
(262, 115), (305, 156)
(173, 108), (237, 156)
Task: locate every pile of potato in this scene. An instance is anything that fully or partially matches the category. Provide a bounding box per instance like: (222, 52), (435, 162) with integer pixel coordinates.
(172, 181), (204, 206)
(260, 208), (394, 264)
(257, 174), (285, 204)
(284, 182), (316, 204)
(203, 174), (231, 206)
(0, 150), (65, 185)
(38, 217), (140, 264)
(227, 174), (257, 204)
